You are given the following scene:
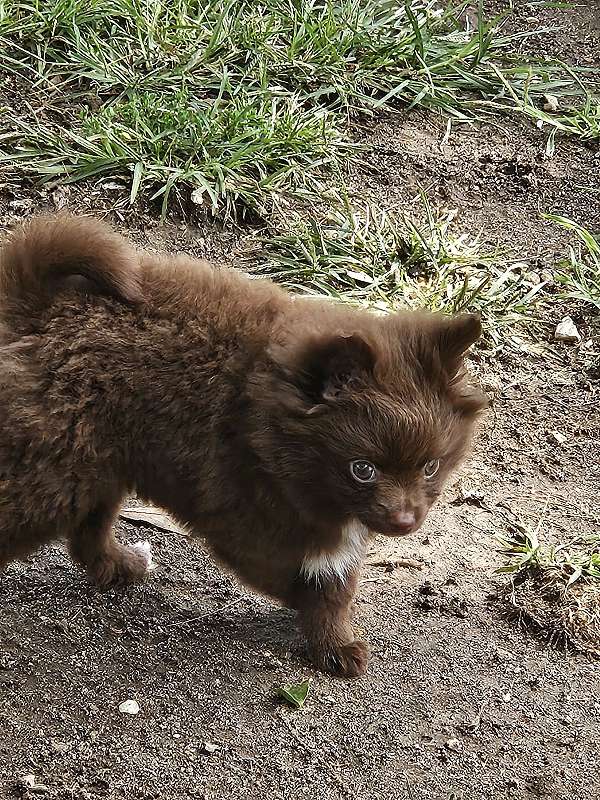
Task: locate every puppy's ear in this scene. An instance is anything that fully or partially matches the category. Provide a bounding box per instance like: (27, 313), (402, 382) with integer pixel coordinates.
(433, 313), (482, 378)
(306, 333), (376, 402)
(426, 313), (486, 414)
(271, 332), (377, 410)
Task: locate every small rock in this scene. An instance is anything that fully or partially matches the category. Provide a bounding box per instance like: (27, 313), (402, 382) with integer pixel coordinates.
(19, 775), (50, 793)
(50, 739), (69, 754)
(51, 186), (70, 210)
(543, 94), (560, 112)
(549, 431), (567, 445)
(191, 187), (211, 207)
(445, 737), (463, 752)
(118, 699), (140, 715)
(480, 375), (501, 395)
(200, 741), (220, 755)
(511, 261), (530, 272)
(554, 317), (580, 344)
(262, 650), (283, 668)
(502, 692), (512, 702)
(540, 269), (554, 285)
(524, 271), (541, 285)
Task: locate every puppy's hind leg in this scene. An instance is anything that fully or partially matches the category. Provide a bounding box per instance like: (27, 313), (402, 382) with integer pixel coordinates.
(69, 495), (152, 588)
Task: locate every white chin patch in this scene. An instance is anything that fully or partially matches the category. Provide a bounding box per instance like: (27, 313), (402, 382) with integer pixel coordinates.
(300, 520), (369, 585)
(131, 540), (157, 572)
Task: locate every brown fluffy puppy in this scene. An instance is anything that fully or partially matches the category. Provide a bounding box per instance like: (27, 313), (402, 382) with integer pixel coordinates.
(0, 214), (487, 677)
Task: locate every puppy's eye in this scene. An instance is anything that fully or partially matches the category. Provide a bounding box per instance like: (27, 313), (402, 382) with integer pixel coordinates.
(423, 459), (440, 479)
(350, 460), (377, 484)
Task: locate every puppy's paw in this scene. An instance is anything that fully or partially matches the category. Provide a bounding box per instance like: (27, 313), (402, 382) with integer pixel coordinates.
(335, 639), (370, 678)
(315, 639), (370, 679)
(91, 542), (154, 588)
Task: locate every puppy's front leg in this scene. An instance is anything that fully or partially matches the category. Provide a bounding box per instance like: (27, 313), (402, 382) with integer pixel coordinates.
(291, 570), (369, 678)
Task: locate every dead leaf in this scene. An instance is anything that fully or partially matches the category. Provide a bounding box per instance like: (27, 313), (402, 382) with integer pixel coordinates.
(120, 506), (185, 535)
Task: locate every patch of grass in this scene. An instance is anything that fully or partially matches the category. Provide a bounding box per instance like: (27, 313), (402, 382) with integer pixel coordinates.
(497, 527), (600, 586)
(0, 0), (596, 214)
(3, 88), (353, 216)
(545, 215), (600, 311)
(251, 194), (548, 336)
(496, 523), (600, 655)
(0, 0), (584, 114)
(492, 67), (600, 145)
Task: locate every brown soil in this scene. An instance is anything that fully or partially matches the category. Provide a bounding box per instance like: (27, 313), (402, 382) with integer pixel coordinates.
(0, 2), (599, 799)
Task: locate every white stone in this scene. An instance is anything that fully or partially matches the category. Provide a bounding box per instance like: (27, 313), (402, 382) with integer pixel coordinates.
(543, 94), (560, 112)
(118, 699), (140, 715)
(132, 540), (157, 571)
(554, 317), (580, 343)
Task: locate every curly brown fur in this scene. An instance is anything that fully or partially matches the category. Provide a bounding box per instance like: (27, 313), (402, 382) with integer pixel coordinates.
(0, 213), (487, 677)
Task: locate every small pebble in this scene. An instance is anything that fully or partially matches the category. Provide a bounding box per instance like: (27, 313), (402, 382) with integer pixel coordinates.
(118, 699), (140, 715)
(550, 431), (567, 445)
(554, 317), (580, 344)
(543, 94), (560, 112)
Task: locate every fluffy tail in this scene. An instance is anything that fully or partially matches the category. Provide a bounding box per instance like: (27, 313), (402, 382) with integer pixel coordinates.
(0, 214), (142, 321)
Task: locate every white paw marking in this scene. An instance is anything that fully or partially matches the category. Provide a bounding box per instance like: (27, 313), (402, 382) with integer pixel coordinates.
(301, 520), (369, 586)
(132, 540), (157, 572)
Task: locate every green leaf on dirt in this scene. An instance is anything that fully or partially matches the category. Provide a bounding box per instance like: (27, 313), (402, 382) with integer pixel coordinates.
(277, 680), (310, 709)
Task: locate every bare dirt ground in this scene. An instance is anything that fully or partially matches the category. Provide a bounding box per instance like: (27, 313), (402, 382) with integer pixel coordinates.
(1, 2), (599, 799)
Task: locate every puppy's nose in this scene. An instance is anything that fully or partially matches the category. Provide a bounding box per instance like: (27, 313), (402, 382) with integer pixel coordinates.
(390, 510), (416, 532)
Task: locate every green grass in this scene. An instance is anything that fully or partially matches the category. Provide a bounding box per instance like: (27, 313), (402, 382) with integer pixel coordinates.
(251, 193), (549, 336)
(0, 0), (583, 113)
(497, 522), (600, 654)
(3, 88), (353, 216)
(497, 526), (600, 588)
(492, 65), (600, 145)
(545, 215), (600, 311)
(0, 0), (597, 215)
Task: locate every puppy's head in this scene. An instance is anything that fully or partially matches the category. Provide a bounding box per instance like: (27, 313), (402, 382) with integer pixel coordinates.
(250, 309), (487, 535)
